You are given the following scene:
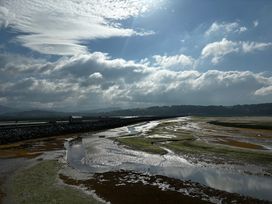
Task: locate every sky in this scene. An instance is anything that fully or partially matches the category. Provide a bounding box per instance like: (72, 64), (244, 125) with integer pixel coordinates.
(0, 0), (272, 111)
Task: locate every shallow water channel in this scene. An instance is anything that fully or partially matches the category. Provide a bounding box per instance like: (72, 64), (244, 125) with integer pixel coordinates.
(65, 117), (272, 202)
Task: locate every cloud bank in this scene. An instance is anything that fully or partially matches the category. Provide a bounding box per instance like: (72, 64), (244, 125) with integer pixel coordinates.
(0, 52), (271, 110)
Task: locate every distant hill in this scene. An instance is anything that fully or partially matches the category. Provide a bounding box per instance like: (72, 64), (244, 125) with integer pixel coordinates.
(103, 103), (272, 117)
(80, 107), (121, 114)
(1, 103), (272, 120)
(0, 105), (19, 115)
(0, 109), (70, 120)
(0, 108), (122, 120)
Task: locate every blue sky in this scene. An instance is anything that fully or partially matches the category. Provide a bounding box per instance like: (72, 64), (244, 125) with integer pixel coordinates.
(0, 0), (272, 111)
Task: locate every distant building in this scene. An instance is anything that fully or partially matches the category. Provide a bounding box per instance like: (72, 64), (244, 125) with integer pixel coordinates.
(69, 116), (83, 123)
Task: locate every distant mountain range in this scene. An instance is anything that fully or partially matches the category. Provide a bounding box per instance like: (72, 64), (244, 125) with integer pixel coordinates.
(0, 107), (121, 120)
(0, 103), (272, 120)
(79, 107), (121, 114)
(103, 103), (272, 117)
(0, 109), (69, 119)
(0, 105), (19, 115)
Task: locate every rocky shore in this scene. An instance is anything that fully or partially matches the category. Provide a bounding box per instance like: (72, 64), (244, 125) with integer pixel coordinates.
(0, 117), (170, 145)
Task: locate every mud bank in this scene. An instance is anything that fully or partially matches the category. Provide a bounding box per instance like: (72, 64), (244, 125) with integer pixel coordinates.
(0, 116), (171, 145)
(59, 170), (270, 204)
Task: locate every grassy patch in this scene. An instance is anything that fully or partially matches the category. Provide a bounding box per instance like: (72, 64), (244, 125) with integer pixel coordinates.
(116, 137), (167, 155)
(146, 121), (194, 140)
(164, 140), (272, 164)
(11, 160), (101, 204)
(208, 121), (272, 130)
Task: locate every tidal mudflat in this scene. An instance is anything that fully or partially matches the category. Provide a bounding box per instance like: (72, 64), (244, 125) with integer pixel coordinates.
(1, 116), (272, 203)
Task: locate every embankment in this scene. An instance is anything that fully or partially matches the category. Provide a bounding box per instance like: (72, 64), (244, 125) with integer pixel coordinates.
(0, 117), (171, 145)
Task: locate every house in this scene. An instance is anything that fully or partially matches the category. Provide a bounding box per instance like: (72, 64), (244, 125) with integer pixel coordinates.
(69, 116), (83, 123)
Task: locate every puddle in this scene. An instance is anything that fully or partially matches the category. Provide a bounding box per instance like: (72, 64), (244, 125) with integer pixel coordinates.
(147, 134), (176, 139)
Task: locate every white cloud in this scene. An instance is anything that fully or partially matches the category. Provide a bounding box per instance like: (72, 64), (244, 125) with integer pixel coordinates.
(0, 6), (14, 27)
(0, 0), (156, 55)
(239, 26), (247, 33)
(241, 42), (272, 53)
(1, 52), (272, 110)
(89, 72), (103, 80)
(253, 20), (259, 27)
(152, 54), (195, 70)
(0, 53), (51, 76)
(201, 38), (272, 64)
(201, 38), (238, 64)
(205, 21), (247, 36)
(255, 86), (272, 96)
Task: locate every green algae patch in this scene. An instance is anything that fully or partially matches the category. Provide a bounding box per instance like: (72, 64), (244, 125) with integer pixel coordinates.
(10, 160), (101, 204)
(164, 139), (272, 165)
(116, 137), (167, 155)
